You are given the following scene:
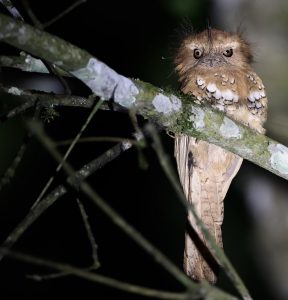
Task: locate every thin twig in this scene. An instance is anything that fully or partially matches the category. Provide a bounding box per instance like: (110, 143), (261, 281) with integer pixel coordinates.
(1, 1), (70, 94)
(0, 99), (40, 191)
(0, 97), (37, 122)
(0, 134), (29, 190)
(27, 264), (96, 281)
(128, 109), (142, 138)
(25, 119), (239, 300)
(26, 263), (95, 283)
(127, 110), (149, 169)
(0, 5), (64, 98)
(27, 120), (195, 289)
(1, 248), (190, 300)
(21, 0), (42, 28)
(42, 60), (72, 95)
(145, 123), (252, 300)
(0, 141), (134, 261)
(76, 198), (100, 268)
(0, 88), (95, 121)
(0, 0), (23, 20)
(21, 0), (71, 94)
(25, 198), (100, 281)
(57, 136), (138, 147)
(32, 99), (102, 209)
(0, 86), (117, 122)
(43, 0), (87, 28)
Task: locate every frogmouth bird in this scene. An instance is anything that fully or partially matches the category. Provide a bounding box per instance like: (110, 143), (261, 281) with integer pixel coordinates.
(174, 28), (267, 283)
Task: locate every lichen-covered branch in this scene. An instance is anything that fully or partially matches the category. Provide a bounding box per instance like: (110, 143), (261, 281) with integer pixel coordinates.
(0, 13), (286, 181)
(0, 55), (68, 75)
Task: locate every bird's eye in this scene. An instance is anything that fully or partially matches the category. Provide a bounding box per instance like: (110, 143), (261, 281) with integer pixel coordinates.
(223, 49), (233, 57)
(193, 48), (203, 59)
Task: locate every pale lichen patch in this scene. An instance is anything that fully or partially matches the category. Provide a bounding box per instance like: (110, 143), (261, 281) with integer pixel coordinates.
(236, 146), (253, 157)
(220, 117), (242, 139)
(24, 54), (48, 73)
(122, 140), (133, 150)
(268, 143), (288, 175)
(71, 58), (138, 108)
(114, 75), (139, 108)
(170, 95), (182, 111)
(152, 94), (171, 114)
(17, 26), (29, 44)
(54, 60), (63, 66)
(8, 86), (22, 96)
(189, 106), (205, 130)
(152, 94), (181, 115)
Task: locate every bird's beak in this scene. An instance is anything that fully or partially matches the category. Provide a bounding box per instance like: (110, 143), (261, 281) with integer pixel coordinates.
(199, 54), (227, 67)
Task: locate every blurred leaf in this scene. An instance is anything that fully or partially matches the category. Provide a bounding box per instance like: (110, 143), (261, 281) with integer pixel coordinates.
(163, 0), (210, 18)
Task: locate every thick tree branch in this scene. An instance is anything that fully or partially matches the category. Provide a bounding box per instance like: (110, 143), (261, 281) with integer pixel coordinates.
(0, 13), (287, 181)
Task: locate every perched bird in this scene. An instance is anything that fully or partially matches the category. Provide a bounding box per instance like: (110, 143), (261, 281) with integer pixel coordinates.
(174, 28), (267, 283)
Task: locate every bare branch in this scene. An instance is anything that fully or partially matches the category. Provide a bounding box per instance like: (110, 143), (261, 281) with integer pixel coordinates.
(0, 101), (40, 191)
(146, 123), (252, 300)
(43, 0), (87, 28)
(76, 199), (100, 268)
(42, 60), (71, 94)
(2, 0), (71, 94)
(32, 99), (102, 208)
(0, 2), (71, 102)
(0, 135), (29, 189)
(1, 248), (190, 300)
(21, 0), (42, 28)
(26, 120), (195, 291)
(0, 141), (134, 261)
(22, 119), (240, 300)
(57, 136), (138, 147)
(0, 87), (95, 122)
(0, 0), (23, 20)
(20, 0), (71, 94)
(24, 197), (100, 281)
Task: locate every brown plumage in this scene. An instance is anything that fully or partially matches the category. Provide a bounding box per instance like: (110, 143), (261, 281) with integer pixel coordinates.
(174, 28), (267, 283)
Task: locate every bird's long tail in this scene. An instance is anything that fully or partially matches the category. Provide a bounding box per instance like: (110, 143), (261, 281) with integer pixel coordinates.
(175, 135), (243, 283)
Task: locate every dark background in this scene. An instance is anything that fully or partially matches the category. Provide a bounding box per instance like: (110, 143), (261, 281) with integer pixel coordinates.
(0, 1), (286, 299)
